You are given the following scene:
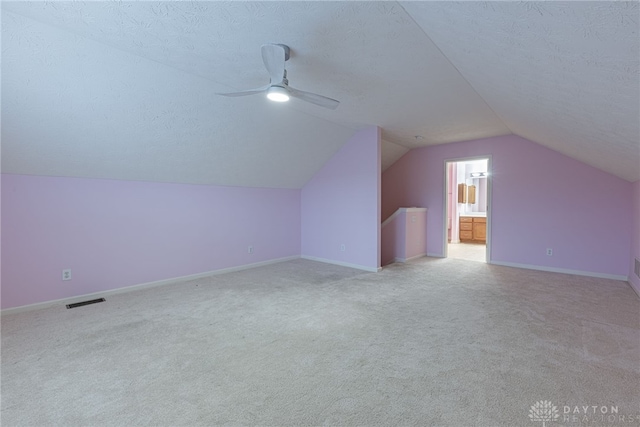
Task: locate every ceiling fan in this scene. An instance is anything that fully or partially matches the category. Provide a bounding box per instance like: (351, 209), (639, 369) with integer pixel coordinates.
(217, 44), (340, 110)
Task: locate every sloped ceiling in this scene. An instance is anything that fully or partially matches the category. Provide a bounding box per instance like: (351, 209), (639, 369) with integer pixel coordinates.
(1, 1), (638, 187)
(402, 1), (640, 182)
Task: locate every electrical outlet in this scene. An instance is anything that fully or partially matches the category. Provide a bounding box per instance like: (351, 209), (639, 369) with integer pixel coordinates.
(248, 246), (254, 254)
(340, 244), (346, 252)
(546, 248), (553, 256)
(62, 269), (72, 281)
(411, 215), (416, 223)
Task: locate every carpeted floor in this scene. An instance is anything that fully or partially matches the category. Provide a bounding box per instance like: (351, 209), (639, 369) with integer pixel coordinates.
(2, 258), (639, 426)
(447, 242), (486, 262)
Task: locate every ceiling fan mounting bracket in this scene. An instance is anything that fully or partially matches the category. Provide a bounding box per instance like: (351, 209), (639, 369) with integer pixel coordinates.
(276, 44), (291, 61)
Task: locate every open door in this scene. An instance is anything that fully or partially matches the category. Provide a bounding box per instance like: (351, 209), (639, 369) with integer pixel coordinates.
(444, 157), (491, 263)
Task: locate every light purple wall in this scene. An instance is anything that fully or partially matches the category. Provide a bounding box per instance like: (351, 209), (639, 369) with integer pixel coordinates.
(381, 212), (405, 266)
(405, 209), (427, 260)
(380, 208), (427, 266)
(382, 150), (423, 222)
(630, 180), (640, 293)
(301, 126), (381, 270)
(1, 174), (301, 309)
(382, 135), (632, 278)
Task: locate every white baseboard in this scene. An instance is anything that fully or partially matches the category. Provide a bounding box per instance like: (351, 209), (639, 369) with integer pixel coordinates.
(301, 255), (381, 272)
(627, 279), (640, 299)
(426, 252), (445, 258)
(1, 256), (300, 315)
(394, 253), (427, 263)
(489, 260), (628, 281)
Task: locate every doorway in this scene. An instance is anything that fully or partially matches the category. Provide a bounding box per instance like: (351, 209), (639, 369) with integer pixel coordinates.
(444, 157), (491, 263)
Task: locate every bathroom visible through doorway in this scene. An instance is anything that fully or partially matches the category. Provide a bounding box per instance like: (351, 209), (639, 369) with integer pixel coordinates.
(445, 158), (490, 263)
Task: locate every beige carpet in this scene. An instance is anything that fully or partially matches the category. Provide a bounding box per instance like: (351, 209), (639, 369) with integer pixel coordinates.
(447, 242), (486, 262)
(2, 258), (639, 426)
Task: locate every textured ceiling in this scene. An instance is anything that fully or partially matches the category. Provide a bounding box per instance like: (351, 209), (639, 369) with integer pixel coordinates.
(1, 1), (638, 187)
(403, 1), (639, 181)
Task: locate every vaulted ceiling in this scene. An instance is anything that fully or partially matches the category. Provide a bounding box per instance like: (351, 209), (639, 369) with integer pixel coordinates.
(2, 1), (638, 188)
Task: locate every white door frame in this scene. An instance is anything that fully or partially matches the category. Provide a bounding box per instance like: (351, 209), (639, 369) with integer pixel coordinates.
(443, 155), (493, 262)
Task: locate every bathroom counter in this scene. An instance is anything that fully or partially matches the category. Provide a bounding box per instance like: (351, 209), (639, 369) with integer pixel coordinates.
(460, 212), (486, 218)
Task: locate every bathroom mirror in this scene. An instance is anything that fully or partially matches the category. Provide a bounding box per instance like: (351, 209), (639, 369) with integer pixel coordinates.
(466, 175), (487, 213)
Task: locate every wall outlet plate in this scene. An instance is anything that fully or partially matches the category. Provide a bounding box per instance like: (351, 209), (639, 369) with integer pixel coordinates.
(62, 269), (72, 281)
(546, 248), (553, 256)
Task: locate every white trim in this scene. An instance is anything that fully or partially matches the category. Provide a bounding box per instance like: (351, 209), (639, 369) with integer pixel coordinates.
(1, 256), (300, 315)
(381, 207), (427, 228)
(393, 253), (427, 263)
(443, 162), (452, 253)
(443, 156), (492, 263)
(427, 252), (445, 258)
(485, 156), (493, 263)
(626, 280), (640, 299)
(301, 255), (381, 272)
(489, 260), (628, 281)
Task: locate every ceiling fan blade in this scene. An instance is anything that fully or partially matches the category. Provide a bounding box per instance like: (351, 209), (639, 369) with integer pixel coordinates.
(288, 87), (340, 110)
(216, 86), (268, 97)
(261, 44), (286, 84)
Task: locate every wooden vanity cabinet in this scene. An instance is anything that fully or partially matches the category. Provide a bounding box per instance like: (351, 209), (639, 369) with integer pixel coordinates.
(472, 217), (486, 242)
(459, 217), (473, 241)
(459, 216), (486, 243)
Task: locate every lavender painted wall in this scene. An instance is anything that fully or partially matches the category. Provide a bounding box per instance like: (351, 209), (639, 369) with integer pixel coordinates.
(382, 135), (632, 278)
(381, 212), (405, 266)
(301, 126), (381, 270)
(382, 150), (423, 222)
(404, 209), (427, 260)
(1, 174), (301, 309)
(380, 208), (427, 266)
(630, 180), (640, 294)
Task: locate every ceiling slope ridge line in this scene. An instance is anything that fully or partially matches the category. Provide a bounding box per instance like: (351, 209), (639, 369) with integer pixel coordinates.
(396, 1), (514, 137)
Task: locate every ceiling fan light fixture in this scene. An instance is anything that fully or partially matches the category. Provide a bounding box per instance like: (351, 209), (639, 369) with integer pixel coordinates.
(266, 86), (290, 102)
(218, 44), (339, 109)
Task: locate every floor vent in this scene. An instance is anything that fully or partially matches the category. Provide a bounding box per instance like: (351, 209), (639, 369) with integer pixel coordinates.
(66, 298), (105, 309)
(635, 258), (640, 279)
